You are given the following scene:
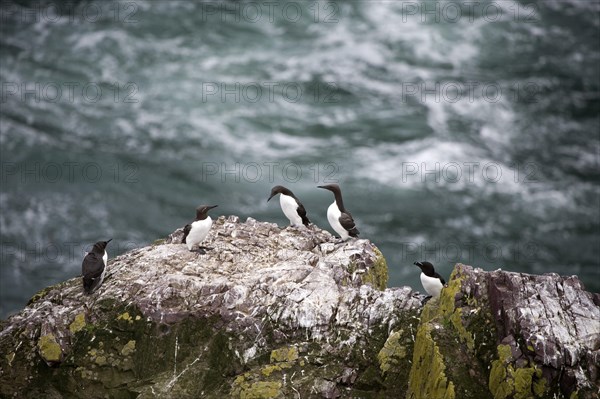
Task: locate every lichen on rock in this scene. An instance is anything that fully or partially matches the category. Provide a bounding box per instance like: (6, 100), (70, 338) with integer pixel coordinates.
(37, 334), (62, 364)
(69, 313), (86, 334)
(0, 216), (422, 398)
(269, 346), (298, 363)
(378, 330), (407, 374)
(1, 218), (598, 398)
(406, 264), (600, 399)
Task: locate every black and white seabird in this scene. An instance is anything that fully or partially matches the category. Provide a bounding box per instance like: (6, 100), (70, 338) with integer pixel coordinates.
(414, 261), (446, 298)
(82, 239), (112, 294)
(267, 185), (310, 227)
(182, 205), (218, 253)
(317, 184), (359, 241)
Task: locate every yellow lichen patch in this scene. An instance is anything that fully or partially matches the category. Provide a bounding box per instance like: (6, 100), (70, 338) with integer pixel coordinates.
(489, 344), (514, 399)
(363, 247), (388, 290)
(533, 370), (546, 396)
(117, 312), (132, 321)
(377, 330), (407, 374)
(514, 368), (536, 399)
(438, 269), (465, 318)
(432, 268), (478, 354)
(237, 381), (282, 399)
(418, 298), (439, 324)
(69, 313), (86, 334)
(489, 344), (545, 399)
(95, 355), (107, 366)
(89, 346), (109, 367)
(261, 362), (292, 377)
(449, 308), (475, 352)
(269, 346), (298, 363)
(37, 334), (62, 363)
(406, 323), (455, 399)
(121, 340), (136, 356)
(497, 344), (512, 360)
(234, 375), (246, 385)
(407, 298), (454, 395)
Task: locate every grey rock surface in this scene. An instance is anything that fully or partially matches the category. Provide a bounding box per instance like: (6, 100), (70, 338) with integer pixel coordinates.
(486, 268), (600, 395)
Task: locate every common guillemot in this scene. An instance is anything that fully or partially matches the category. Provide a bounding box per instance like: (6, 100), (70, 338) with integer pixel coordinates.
(317, 184), (359, 241)
(414, 261), (446, 298)
(267, 185), (310, 227)
(182, 205), (218, 253)
(82, 239), (112, 294)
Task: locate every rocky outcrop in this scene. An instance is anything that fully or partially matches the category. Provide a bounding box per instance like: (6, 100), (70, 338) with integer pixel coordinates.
(406, 265), (599, 399)
(0, 216), (414, 398)
(0, 216), (598, 398)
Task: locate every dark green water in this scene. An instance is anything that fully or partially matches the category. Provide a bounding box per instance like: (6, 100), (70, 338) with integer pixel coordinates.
(1, 0), (599, 318)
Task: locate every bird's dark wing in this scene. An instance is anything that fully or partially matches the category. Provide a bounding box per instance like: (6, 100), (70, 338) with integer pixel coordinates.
(82, 253), (104, 294)
(296, 202), (310, 226)
(182, 224), (192, 244)
(434, 272), (446, 285)
(82, 253), (104, 278)
(339, 212), (359, 237)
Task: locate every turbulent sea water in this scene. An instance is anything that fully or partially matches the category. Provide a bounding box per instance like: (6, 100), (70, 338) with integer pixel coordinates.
(1, 0), (599, 318)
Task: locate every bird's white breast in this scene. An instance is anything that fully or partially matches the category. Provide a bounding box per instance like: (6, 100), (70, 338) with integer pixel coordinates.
(186, 216), (213, 250)
(280, 194), (302, 226)
(327, 201), (348, 240)
(420, 272), (443, 297)
(100, 250), (108, 285)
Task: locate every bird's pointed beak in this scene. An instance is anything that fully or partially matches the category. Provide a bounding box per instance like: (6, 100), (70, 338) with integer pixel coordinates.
(209, 205), (218, 210)
(317, 185), (325, 189)
(267, 194), (274, 202)
(106, 239), (113, 244)
(414, 261), (422, 267)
